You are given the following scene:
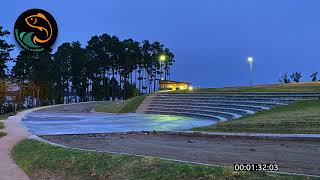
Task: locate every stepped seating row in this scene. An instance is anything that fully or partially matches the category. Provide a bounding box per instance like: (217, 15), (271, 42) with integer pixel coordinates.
(152, 96), (294, 103)
(148, 99), (287, 107)
(142, 92), (320, 122)
(159, 92), (320, 96)
(148, 102), (270, 111)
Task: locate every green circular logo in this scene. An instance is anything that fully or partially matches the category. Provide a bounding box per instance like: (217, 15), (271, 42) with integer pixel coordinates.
(14, 9), (58, 52)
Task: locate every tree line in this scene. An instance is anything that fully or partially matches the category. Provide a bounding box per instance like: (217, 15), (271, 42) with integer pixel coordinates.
(0, 26), (175, 113)
(279, 72), (319, 83)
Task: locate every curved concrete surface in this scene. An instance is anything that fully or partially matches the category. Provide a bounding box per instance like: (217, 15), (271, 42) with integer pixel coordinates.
(4, 101), (320, 178)
(22, 112), (216, 135)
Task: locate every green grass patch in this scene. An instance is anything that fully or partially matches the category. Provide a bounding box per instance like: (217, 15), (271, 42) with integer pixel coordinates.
(95, 95), (146, 113)
(0, 111), (18, 121)
(0, 132), (6, 138)
(194, 100), (320, 134)
(180, 82), (320, 93)
(12, 139), (310, 180)
(0, 121), (4, 130)
(0, 111), (18, 130)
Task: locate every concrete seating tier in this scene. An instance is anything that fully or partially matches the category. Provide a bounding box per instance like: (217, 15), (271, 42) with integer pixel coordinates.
(147, 102), (270, 111)
(147, 99), (288, 107)
(146, 105), (254, 115)
(151, 97), (294, 104)
(157, 92), (320, 96)
(137, 92), (320, 122)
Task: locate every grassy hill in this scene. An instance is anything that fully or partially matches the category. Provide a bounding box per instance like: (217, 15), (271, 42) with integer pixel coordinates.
(175, 82), (320, 134)
(194, 100), (320, 134)
(94, 95), (146, 113)
(185, 82), (320, 92)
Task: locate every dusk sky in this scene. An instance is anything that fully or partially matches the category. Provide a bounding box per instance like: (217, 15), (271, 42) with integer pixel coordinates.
(2, 0), (320, 87)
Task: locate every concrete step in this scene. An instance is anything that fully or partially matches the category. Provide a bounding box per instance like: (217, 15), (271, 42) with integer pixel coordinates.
(155, 95), (318, 101)
(139, 91), (318, 121)
(152, 96), (298, 103)
(144, 110), (227, 122)
(147, 105), (255, 115)
(146, 107), (241, 119)
(148, 99), (287, 107)
(160, 92), (320, 96)
(136, 95), (154, 113)
(147, 102), (270, 111)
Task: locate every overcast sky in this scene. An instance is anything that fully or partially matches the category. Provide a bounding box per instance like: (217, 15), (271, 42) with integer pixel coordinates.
(2, 0), (320, 87)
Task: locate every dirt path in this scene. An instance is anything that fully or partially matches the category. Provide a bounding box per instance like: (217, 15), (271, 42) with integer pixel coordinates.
(41, 133), (320, 176)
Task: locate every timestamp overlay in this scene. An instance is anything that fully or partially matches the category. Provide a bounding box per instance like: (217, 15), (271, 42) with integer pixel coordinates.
(234, 164), (279, 172)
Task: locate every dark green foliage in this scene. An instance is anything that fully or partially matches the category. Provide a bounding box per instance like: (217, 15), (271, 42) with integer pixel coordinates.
(52, 42), (72, 104)
(310, 72), (318, 82)
(12, 49), (55, 106)
(0, 26), (14, 113)
(6, 30), (175, 112)
(0, 26), (14, 79)
(290, 72), (302, 83)
(69, 41), (89, 102)
(279, 73), (290, 84)
(123, 82), (138, 99)
(0, 132), (6, 138)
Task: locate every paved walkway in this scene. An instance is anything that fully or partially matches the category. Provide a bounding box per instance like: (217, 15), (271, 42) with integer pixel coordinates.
(0, 102), (103, 180)
(0, 111), (30, 180)
(0, 107), (49, 180)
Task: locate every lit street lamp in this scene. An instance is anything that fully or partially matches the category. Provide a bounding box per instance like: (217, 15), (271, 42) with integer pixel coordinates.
(159, 54), (166, 62)
(247, 56), (253, 86)
(159, 54), (166, 81)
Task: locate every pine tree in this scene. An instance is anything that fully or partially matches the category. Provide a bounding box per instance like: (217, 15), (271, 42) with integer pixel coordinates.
(0, 26), (14, 113)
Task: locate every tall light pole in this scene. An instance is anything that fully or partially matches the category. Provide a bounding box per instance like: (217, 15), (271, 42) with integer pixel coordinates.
(247, 56), (254, 86)
(158, 54), (166, 90)
(159, 54), (166, 80)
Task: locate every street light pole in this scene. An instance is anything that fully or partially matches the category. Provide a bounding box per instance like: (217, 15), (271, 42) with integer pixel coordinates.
(159, 54), (166, 80)
(159, 54), (166, 90)
(247, 56), (253, 86)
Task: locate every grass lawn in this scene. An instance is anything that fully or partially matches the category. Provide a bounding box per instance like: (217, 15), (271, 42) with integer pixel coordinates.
(0, 121), (4, 130)
(95, 95), (146, 113)
(0, 132), (6, 138)
(0, 111), (17, 121)
(194, 100), (320, 134)
(0, 121), (4, 138)
(180, 82), (320, 93)
(0, 111), (20, 138)
(12, 139), (311, 180)
(0, 112), (16, 138)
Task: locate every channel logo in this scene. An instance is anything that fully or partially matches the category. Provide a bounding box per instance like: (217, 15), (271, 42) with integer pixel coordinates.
(14, 9), (58, 52)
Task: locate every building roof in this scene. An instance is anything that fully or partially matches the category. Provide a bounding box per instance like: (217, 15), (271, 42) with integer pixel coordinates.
(160, 80), (191, 85)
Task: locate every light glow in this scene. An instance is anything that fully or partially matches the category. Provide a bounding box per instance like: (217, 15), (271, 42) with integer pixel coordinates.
(247, 56), (253, 63)
(159, 54), (166, 61)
